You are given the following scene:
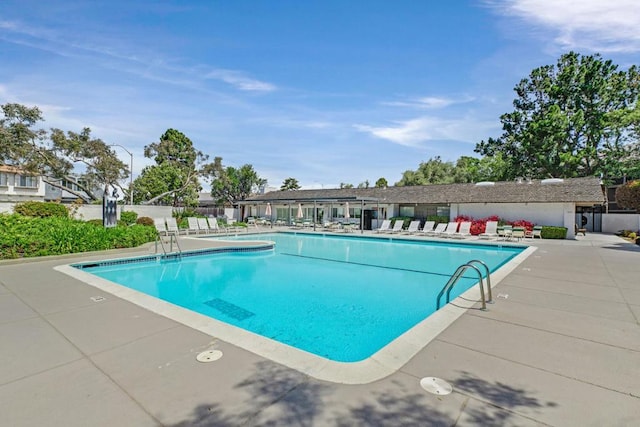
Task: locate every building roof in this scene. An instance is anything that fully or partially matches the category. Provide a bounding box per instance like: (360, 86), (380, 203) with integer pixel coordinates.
(243, 177), (605, 205)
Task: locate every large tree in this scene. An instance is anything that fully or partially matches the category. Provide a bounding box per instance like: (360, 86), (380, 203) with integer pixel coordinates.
(203, 158), (266, 206)
(396, 156), (456, 186)
(134, 128), (207, 206)
(0, 103), (128, 202)
(476, 52), (640, 180)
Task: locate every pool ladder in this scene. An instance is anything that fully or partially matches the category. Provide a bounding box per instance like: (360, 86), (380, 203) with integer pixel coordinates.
(154, 232), (182, 257)
(437, 260), (493, 311)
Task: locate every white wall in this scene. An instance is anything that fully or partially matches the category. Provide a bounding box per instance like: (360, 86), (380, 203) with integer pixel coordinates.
(455, 202), (566, 226)
(73, 205), (173, 220)
(0, 202), (172, 221)
(602, 214), (640, 233)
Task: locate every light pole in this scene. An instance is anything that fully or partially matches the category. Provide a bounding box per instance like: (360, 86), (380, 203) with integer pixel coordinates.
(109, 144), (134, 205)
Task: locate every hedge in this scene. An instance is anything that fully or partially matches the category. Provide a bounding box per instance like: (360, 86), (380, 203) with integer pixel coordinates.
(0, 213), (157, 260)
(13, 201), (69, 218)
(541, 226), (567, 239)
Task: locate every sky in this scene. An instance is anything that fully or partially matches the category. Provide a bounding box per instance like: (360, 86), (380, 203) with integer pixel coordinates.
(1, 0), (639, 190)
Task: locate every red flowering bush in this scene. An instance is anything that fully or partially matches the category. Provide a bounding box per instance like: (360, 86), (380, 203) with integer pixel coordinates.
(454, 215), (502, 235)
(509, 219), (534, 231)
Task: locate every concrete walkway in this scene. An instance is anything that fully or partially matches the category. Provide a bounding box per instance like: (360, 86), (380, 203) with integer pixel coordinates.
(1, 232), (639, 426)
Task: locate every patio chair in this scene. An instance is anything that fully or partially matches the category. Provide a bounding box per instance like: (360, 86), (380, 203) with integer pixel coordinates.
(439, 222), (460, 238)
(418, 221), (436, 236)
(512, 226), (526, 241)
(575, 224), (587, 236)
(375, 220), (392, 233)
(479, 221), (498, 239)
(165, 217), (183, 235)
(197, 217), (215, 234)
(424, 222), (447, 237)
(187, 217), (201, 234)
(531, 225), (543, 239)
(499, 225), (513, 240)
(389, 220), (405, 233)
(403, 220), (421, 234)
(153, 218), (169, 236)
(452, 221), (472, 239)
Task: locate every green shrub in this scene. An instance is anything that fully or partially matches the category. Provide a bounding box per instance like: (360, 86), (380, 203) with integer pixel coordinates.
(426, 215), (449, 224)
(86, 219), (103, 226)
(389, 216), (412, 228)
(120, 210), (138, 225)
(541, 226), (567, 239)
(0, 213), (157, 259)
(136, 216), (154, 226)
(14, 201), (69, 218)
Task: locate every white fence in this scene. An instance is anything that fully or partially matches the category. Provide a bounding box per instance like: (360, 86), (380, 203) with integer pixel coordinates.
(602, 214), (640, 233)
(0, 202), (172, 221)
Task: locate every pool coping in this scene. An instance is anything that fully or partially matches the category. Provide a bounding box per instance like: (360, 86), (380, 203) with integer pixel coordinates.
(54, 237), (536, 384)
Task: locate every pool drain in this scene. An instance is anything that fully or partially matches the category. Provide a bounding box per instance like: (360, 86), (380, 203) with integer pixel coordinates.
(420, 377), (452, 395)
(196, 350), (223, 363)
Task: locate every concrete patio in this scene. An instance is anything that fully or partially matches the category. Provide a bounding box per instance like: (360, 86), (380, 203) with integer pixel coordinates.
(1, 232), (639, 426)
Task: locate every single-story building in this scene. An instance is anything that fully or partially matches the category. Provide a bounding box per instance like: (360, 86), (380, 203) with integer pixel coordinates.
(242, 177), (606, 239)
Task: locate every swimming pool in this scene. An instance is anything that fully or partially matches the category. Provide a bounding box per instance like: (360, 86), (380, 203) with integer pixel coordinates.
(66, 233), (524, 370)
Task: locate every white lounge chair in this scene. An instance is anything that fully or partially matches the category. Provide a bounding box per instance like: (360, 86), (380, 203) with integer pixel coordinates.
(187, 217), (201, 234)
(439, 222), (460, 238)
(452, 221), (472, 239)
(195, 217), (212, 234)
(424, 222), (447, 237)
(419, 221), (436, 236)
(153, 218), (169, 236)
(165, 217), (182, 235)
(375, 220), (392, 233)
(403, 220), (421, 234)
(389, 220), (404, 233)
(479, 221), (498, 239)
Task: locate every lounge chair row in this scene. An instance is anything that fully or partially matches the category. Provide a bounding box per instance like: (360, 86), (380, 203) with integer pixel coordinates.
(375, 220), (473, 239)
(154, 217), (236, 236)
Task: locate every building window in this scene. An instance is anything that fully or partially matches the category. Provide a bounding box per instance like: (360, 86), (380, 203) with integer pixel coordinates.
(17, 175), (38, 188)
(0, 172), (8, 186)
(436, 206), (450, 218)
(399, 205), (415, 217)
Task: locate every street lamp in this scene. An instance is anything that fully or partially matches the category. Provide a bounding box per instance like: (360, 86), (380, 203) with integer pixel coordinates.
(109, 144), (134, 205)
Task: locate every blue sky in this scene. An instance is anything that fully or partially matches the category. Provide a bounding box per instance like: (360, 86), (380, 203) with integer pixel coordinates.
(1, 0), (639, 190)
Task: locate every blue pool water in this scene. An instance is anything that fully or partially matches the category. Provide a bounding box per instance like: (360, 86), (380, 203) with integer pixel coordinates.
(78, 233), (522, 362)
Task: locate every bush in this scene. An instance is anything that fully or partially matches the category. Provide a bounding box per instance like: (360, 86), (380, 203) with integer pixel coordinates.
(86, 219), (103, 226)
(453, 215), (502, 235)
(389, 216), (412, 228)
(541, 226), (567, 239)
(14, 201), (68, 218)
(426, 215), (449, 224)
(120, 210), (138, 225)
(136, 216), (154, 226)
(0, 213), (157, 259)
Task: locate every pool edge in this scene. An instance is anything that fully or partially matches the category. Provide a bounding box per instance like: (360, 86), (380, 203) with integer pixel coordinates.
(54, 244), (536, 384)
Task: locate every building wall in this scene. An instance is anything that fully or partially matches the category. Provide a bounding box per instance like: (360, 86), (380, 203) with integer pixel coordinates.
(454, 202), (566, 226)
(0, 173), (46, 202)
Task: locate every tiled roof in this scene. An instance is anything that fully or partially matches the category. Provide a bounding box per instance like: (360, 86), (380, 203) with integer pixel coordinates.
(244, 177), (605, 204)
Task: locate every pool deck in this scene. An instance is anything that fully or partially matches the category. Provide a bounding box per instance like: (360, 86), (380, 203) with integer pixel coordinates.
(1, 231), (639, 426)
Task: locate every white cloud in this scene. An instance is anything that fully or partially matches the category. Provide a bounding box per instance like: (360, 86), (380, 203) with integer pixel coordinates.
(382, 95), (474, 110)
(205, 69), (276, 92)
(489, 0), (640, 53)
(354, 116), (496, 148)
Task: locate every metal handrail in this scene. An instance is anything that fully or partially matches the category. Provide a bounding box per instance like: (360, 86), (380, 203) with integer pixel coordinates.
(437, 263), (488, 310)
(466, 259), (493, 304)
(155, 232), (182, 257)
